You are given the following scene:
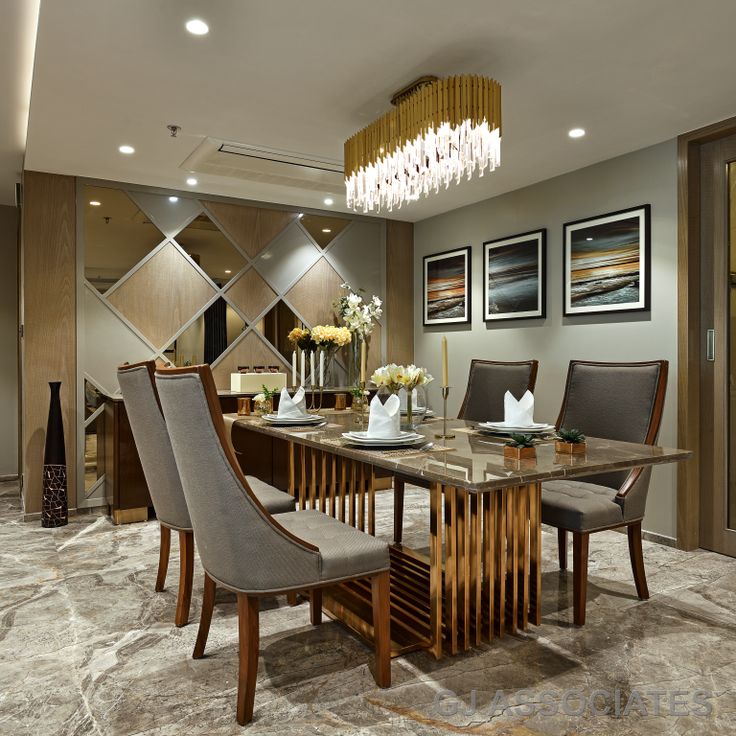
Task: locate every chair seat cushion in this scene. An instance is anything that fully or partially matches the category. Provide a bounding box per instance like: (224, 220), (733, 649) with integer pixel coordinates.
(277, 510), (390, 581)
(246, 476), (296, 514)
(541, 480), (623, 532)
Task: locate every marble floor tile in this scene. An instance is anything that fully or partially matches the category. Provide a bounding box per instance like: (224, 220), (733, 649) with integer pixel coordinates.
(2, 479), (736, 734)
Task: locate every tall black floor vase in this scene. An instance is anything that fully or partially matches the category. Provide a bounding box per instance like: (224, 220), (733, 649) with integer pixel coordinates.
(42, 381), (68, 528)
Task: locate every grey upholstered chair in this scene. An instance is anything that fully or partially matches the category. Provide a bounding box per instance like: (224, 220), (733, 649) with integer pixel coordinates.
(392, 358), (539, 544)
(458, 358), (539, 422)
(542, 360), (668, 626)
(155, 365), (391, 726)
(117, 361), (296, 627)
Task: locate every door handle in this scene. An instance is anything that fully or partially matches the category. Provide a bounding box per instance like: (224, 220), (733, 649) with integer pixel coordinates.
(706, 328), (715, 362)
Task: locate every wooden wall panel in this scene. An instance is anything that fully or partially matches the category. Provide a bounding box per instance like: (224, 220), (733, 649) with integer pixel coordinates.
(204, 201), (297, 258)
(286, 258), (344, 327)
(108, 243), (216, 348)
(225, 268), (277, 321)
(21, 171), (77, 515)
(386, 220), (414, 365)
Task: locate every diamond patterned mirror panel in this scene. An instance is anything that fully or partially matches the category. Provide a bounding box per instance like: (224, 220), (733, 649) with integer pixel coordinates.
(174, 213), (246, 286)
(253, 299), (306, 360)
(163, 297), (246, 366)
(83, 186), (165, 293)
(254, 223), (321, 293)
(83, 379), (105, 420)
(300, 214), (352, 249)
(129, 192), (202, 238)
(84, 413), (105, 492)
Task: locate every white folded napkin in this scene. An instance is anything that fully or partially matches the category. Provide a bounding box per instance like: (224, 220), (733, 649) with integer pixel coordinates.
(504, 389), (534, 426)
(367, 394), (401, 439)
(277, 387), (308, 418)
(398, 387), (418, 411)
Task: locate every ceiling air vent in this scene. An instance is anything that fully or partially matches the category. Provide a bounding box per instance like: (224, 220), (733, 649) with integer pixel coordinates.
(181, 138), (345, 194)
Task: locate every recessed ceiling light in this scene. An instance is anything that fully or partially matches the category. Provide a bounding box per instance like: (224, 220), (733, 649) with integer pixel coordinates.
(185, 18), (209, 35)
(118, 144), (135, 154)
(298, 213), (304, 219)
(261, 252), (273, 260)
(168, 196), (179, 203)
(586, 237), (593, 241)
(224, 270), (232, 274)
(89, 200), (101, 206)
(186, 177), (198, 186)
(321, 228), (332, 233)
(323, 198), (334, 206)
(568, 128), (586, 139)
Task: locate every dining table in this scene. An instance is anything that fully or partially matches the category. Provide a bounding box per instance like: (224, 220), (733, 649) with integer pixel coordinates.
(225, 409), (691, 660)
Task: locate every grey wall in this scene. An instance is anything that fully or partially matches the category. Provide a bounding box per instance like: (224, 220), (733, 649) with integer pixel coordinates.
(414, 140), (678, 540)
(0, 204), (19, 477)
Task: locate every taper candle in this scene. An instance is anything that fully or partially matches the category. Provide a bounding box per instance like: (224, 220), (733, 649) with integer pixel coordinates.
(310, 351), (316, 388)
(319, 351), (324, 387)
(441, 336), (449, 387)
(292, 351), (297, 387)
(300, 349), (306, 387)
(360, 339), (367, 384)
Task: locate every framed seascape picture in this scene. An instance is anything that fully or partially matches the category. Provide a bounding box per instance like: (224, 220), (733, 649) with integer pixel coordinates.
(423, 246), (472, 325)
(563, 204), (651, 316)
(483, 229), (546, 321)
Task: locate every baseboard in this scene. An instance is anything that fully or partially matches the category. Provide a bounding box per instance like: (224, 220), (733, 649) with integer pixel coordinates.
(641, 529), (678, 548)
(22, 505), (109, 523)
(0, 474), (19, 482)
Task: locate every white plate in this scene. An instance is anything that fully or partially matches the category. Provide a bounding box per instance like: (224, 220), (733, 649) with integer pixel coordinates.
(342, 431), (423, 446)
(478, 423), (554, 435)
(262, 414), (324, 425)
(482, 421), (553, 429)
(400, 408), (435, 418)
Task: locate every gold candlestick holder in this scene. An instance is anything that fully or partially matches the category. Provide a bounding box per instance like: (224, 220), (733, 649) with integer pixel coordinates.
(354, 381), (367, 428)
(308, 385), (324, 413)
(435, 386), (455, 439)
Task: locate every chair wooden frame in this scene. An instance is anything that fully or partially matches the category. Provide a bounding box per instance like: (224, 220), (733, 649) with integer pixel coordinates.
(551, 360), (669, 626)
(393, 359), (539, 545)
(118, 360), (194, 628)
(157, 364), (391, 726)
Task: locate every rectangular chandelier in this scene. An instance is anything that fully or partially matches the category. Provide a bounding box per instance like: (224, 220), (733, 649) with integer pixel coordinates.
(344, 75), (502, 213)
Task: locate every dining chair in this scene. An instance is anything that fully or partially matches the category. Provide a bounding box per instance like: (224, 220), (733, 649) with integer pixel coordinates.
(155, 364), (391, 725)
(117, 361), (296, 627)
(457, 358), (539, 422)
(542, 359), (668, 626)
(392, 358), (539, 544)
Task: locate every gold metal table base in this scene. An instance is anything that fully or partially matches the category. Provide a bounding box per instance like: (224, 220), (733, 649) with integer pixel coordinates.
(287, 443), (541, 659)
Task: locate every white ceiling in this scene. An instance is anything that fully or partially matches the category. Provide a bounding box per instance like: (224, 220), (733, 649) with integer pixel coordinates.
(18, 0), (736, 221)
(0, 0), (39, 206)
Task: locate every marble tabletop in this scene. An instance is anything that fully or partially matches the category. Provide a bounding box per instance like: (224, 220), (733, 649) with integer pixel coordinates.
(227, 412), (692, 492)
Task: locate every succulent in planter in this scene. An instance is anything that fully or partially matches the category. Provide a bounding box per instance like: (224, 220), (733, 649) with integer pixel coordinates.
(555, 427), (587, 454)
(503, 433), (537, 460)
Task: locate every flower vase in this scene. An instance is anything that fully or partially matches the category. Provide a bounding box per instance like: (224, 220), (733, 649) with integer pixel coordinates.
(321, 347), (337, 388)
(401, 386), (427, 431)
(42, 381), (68, 528)
(348, 334), (362, 387)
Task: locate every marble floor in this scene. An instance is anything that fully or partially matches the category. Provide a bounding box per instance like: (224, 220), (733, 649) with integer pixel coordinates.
(2, 479), (736, 735)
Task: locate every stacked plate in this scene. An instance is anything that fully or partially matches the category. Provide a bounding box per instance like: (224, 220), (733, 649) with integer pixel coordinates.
(400, 409), (436, 418)
(342, 430), (424, 447)
(262, 414), (324, 426)
(477, 421), (555, 435)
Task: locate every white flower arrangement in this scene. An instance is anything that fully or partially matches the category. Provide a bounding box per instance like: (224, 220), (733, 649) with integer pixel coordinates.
(333, 283), (383, 337)
(371, 363), (434, 392)
(253, 393), (266, 403)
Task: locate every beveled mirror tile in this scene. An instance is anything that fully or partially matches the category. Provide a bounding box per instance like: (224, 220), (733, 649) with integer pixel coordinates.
(300, 214), (352, 249)
(83, 186), (165, 293)
(107, 243), (217, 349)
(326, 219), (384, 300)
(254, 224), (321, 294)
(174, 213), (246, 287)
(253, 299), (306, 359)
(129, 192), (202, 238)
(224, 268), (277, 321)
(163, 297), (246, 366)
(204, 201), (298, 259)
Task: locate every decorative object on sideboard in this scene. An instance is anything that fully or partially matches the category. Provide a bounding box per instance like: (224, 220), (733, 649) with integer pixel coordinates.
(555, 428), (587, 455)
(423, 247), (472, 326)
(237, 397), (252, 416)
(503, 433), (538, 461)
(563, 204), (651, 316)
(484, 229), (547, 321)
(344, 75), (502, 212)
(42, 381), (68, 528)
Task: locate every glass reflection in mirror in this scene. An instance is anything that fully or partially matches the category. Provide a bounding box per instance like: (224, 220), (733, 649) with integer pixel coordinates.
(174, 214), (246, 286)
(84, 379), (105, 420)
(83, 186), (165, 293)
(83, 379), (106, 493)
(164, 298), (246, 366)
(299, 214), (351, 249)
(254, 300), (305, 359)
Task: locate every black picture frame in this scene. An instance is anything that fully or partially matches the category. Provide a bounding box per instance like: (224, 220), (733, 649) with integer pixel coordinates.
(422, 246), (472, 326)
(483, 229), (546, 321)
(563, 204), (651, 316)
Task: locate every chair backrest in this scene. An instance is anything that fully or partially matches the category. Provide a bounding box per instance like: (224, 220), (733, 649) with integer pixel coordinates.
(458, 359), (539, 422)
(117, 361), (191, 531)
(555, 360), (668, 519)
(155, 365), (320, 594)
